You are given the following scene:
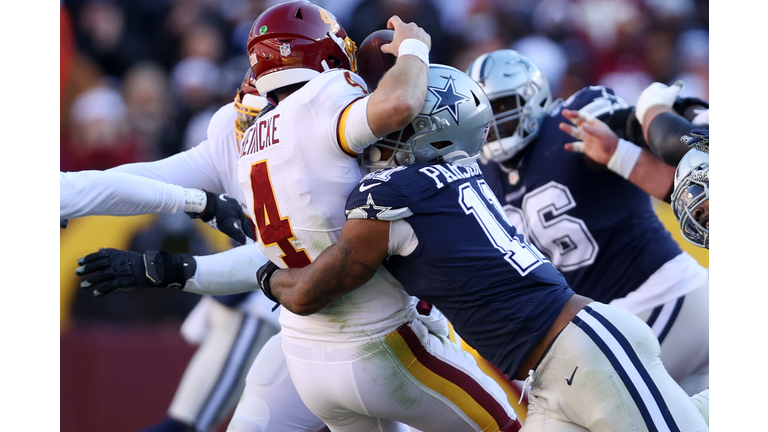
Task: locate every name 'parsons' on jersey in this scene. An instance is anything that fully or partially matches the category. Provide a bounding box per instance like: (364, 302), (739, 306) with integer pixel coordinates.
(347, 161), (574, 378)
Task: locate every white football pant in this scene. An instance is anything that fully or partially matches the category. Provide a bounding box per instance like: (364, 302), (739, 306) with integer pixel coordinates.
(282, 318), (520, 432)
(521, 302), (708, 432)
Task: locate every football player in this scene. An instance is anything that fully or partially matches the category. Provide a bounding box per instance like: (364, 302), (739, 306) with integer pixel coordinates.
(78, 2), (520, 431)
(234, 3), (517, 431)
(463, 50), (709, 398)
(95, 69), (288, 432)
(257, 63), (708, 432)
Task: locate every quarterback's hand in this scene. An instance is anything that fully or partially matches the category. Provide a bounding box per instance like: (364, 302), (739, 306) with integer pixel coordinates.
(560, 109), (619, 166)
(414, 300), (450, 339)
(76, 248), (196, 296)
(186, 191), (254, 245)
(635, 80), (684, 126)
(381, 15), (431, 55)
(257, 260), (281, 305)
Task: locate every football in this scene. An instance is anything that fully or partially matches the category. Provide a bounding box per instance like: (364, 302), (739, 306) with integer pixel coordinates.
(356, 29), (397, 92)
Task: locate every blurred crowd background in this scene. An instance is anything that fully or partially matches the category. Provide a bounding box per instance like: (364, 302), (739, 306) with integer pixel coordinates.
(60, 0), (709, 323)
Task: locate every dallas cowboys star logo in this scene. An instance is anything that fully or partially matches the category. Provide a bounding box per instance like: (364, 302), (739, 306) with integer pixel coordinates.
(428, 75), (470, 125)
(358, 193), (391, 220)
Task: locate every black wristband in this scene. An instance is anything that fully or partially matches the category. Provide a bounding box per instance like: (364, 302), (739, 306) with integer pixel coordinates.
(186, 190), (218, 222)
(257, 261), (281, 304)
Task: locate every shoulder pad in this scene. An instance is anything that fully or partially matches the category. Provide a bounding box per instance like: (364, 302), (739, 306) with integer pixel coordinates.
(346, 166), (413, 221)
(207, 102), (237, 143)
(298, 69), (369, 102)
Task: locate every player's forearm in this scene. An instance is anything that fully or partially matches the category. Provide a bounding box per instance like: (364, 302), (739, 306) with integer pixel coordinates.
(107, 146), (224, 193)
(184, 243), (267, 295)
(60, 171), (186, 220)
(628, 149), (676, 201)
(271, 240), (379, 315)
(367, 55), (428, 137)
(642, 108), (700, 166)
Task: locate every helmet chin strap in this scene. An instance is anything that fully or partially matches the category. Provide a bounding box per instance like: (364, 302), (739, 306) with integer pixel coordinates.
(441, 151), (478, 166)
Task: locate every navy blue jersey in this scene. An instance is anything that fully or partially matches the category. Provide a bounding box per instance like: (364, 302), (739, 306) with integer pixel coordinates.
(479, 86), (681, 303)
(346, 163), (574, 378)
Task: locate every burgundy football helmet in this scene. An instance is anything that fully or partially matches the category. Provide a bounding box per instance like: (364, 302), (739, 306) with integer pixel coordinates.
(246, 0), (357, 98)
(234, 68), (269, 142)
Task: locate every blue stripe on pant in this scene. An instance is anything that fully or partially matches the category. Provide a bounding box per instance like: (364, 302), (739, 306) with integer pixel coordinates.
(572, 306), (680, 432)
(195, 315), (263, 432)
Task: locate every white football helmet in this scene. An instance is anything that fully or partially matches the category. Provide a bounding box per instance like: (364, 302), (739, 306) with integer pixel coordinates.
(360, 64), (493, 168)
(466, 49), (554, 163)
(671, 148), (709, 249)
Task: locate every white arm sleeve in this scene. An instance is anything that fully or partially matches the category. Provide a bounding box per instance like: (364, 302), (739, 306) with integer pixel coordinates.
(184, 243), (269, 295)
(107, 142), (225, 193)
(60, 171), (185, 220)
(341, 95), (378, 154)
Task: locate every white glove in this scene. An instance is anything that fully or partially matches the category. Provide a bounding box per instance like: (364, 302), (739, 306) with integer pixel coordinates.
(635, 80), (684, 126)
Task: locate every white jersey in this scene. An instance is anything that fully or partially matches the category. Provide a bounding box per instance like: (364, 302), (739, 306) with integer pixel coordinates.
(107, 103), (270, 298)
(60, 170), (185, 220)
(238, 69), (413, 343)
(108, 102), (245, 204)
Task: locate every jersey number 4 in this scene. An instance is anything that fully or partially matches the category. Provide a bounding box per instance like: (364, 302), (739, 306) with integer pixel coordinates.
(459, 180), (547, 276)
(249, 161), (312, 268)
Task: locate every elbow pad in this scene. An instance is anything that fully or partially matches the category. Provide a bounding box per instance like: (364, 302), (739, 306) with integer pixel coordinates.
(603, 107), (648, 150)
(646, 112), (698, 166)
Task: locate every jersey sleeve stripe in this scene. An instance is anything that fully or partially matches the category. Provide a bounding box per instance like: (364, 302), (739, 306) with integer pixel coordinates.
(385, 323), (519, 431)
(336, 97), (365, 158)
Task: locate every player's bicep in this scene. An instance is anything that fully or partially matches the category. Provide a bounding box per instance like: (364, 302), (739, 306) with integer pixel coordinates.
(280, 219), (388, 314)
(336, 219), (390, 279)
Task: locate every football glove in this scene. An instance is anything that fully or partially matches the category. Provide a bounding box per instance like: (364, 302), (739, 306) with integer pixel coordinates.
(186, 191), (254, 245)
(681, 128), (709, 154)
(635, 80), (684, 126)
(256, 260), (281, 306)
(76, 248), (197, 296)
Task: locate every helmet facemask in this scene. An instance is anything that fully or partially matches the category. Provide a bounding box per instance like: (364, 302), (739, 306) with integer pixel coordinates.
(671, 166), (709, 249)
(234, 93), (266, 142)
(466, 50), (553, 163)
(484, 89), (541, 162)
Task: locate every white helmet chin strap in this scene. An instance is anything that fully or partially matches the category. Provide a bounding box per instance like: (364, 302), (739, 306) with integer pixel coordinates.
(445, 151), (479, 166)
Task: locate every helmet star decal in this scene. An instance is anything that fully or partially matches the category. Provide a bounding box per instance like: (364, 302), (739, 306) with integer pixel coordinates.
(428, 75), (471, 124)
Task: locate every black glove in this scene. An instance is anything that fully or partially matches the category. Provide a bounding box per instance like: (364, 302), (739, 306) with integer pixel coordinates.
(673, 96), (709, 119)
(186, 191), (254, 245)
(76, 248), (197, 296)
(61, 219), (68, 228)
(257, 260), (281, 305)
